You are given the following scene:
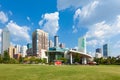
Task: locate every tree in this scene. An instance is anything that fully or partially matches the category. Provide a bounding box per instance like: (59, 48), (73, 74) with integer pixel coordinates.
(42, 58), (47, 64)
(0, 54), (3, 63)
(19, 56), (23, 63)
(58, 57), (67, 64)
(3, 50), (10, 63)
(29, 56), (36, 64)
(9, 58), (19, 64)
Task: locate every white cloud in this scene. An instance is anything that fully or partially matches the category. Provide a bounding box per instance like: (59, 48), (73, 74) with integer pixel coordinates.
(114, 41), (120, 48)
(86, 15), (120, 47)
(27, 16), (30, 21)
(6, 21), (31, 42)
(73, 0), (120, 28)
(86, 21), (111, 39)
(74, 1), (99, 20)
(87, 39), (97, 46)
(0, 11), (8, 23)
(57, 0), (90, 11)
(73, 1), (99, 32)
(38, 12), (59, 36)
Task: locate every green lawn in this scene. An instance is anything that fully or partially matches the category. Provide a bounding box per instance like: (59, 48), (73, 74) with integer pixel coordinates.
(0, 64), (120, 80)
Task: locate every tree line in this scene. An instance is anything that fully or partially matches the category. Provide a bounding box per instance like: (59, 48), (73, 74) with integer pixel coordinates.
(0, 51), (47, 64)
(94, 57), (120, 65)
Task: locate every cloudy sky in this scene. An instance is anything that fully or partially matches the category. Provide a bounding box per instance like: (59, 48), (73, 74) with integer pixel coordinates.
(0, 0), (120, 56)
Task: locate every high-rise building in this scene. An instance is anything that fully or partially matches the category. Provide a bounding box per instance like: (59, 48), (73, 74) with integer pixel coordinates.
(95, 48), (102, 58)
(32, 29), (48, 57)
(49, 40), (53, 48)
(27, 43), (32, 49)
(15, 45), (21, 54)
(8, 46), (14, 58)
(54, 35), (59, 47)
(103, 44), (109, 58)
(1, 27), (10, 55)
(78, 36), (86, 54)
(26, 43), (32, 56)
(21, 45), (27, 57)
(96, 48), (102, 53)
(59, 43), (65, 48)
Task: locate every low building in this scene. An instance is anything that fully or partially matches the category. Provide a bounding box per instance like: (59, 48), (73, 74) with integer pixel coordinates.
(95, 53), (102, 58)
(8, 46), (17, 58)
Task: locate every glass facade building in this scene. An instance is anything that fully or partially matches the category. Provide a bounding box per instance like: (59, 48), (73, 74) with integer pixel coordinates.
(103, 44), (108, 57)
(78, 36), (86, 54)
(96, 48), (102, 53)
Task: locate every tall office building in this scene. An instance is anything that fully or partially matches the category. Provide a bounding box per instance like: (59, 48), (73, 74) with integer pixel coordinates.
(95, 48), (102, 58)
(21, 45), (27, 57)
(54, 35), (59, 47)
(26, 43), (32, 56)
(78, 36), (86, 54)
(49, 40), (53, 48)
(1, 27), (10, 55)
(96, 48), (102, 53)
(32, 29), (48, 57)
(103, 44), (109, 58)
(15, 45), (21, 54)
(59, 43), (65, 48)
(8, 46), (15, 58)
(27, 43), (32, 49)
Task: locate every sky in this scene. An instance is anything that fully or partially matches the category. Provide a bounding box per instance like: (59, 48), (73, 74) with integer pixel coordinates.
(0, 0), (120, 57)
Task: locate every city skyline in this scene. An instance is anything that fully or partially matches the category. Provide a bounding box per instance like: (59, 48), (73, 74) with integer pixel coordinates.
(0, 0), (120, 56)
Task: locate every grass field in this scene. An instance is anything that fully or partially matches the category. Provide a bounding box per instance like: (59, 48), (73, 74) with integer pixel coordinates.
(0, 64), (120, 80)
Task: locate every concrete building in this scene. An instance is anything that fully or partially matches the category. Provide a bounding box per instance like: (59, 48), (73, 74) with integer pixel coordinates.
(21, 46), (27, 57)
(46, 35), (92, 64)
(103, 44), (109, 58)
(8, 46), (15, 58)
(15, 45), (21, 54)
(32, 29), (48, 58)
(1, 27), (10, 55)
(49, 40), (53, 48)
(95, 48), (102, 58)
(95, 53), (102, 58)
(59, 43), (65, 48)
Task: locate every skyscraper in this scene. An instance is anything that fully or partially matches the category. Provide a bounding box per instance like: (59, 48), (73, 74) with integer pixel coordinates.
(1, 27), (10, 55)
(15, 45), (21, 54)
(21, 45), (27, 57)
(96, 48), (102, 53)
(8, 46), (15, 58)
(54, 35), (59, 47)
(103, 44), (109, 58)
(32, 29), (48, 57)
(95, 48), (102, 58)
(49, 40), (53, 48)
(27, 43), (32, 49)
(78, 36), (86, 54)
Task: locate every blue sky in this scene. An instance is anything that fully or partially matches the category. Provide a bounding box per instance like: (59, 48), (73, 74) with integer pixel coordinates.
(0, 0), (120, 56)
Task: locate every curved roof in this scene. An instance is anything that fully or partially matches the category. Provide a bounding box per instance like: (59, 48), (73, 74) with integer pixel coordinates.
(68, 50), (92, 58)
